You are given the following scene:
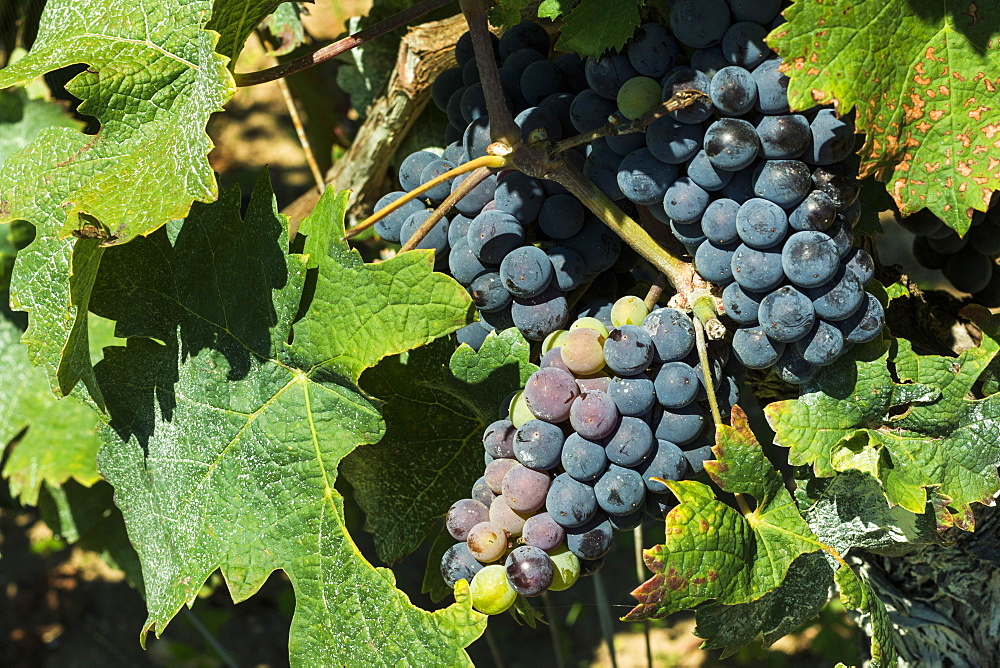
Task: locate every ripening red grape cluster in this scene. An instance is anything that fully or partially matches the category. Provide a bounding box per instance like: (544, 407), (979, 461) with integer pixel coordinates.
(440, 296), (741, 614)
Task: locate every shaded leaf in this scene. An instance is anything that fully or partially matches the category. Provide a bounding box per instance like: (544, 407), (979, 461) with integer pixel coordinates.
(262, 3), (308, 56)
(0, 88), (82, 165)
(771, 0), (1000, 233)
(91, 179), (482, 664)
(625, 406), (822, 621)
(555, 0), (641, 59)
(836, 564), (899, 668)
(208, 0), (285, 66)
(343, 329), (535, 563)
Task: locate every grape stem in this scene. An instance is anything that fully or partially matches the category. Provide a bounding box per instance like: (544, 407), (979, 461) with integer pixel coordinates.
(551, 90), (710, 155)
(398, 165), (495, 251)
(344, 154), (507, 239)
(234, 0), (457, 87)
(693, 317), (723, 427)
(459, 0), (521, 146)
(643, 274), (668, 311)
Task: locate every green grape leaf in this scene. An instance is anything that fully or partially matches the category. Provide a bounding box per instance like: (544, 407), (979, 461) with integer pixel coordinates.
(855, 173), (895, 237)
(91, 179), (483, 664)
(770, 0), (1000, 233)
(555, 0), (641, 59)
(422, 521), (456, 604)
(490, 0), (536, 27)
(835, 564), (899, 668)
(795, 469), (944, 556)
(0, 0), (234, 400)
(537, 0), (573, 21)
(38, 479), (145, 593)
(625, 407), (823, 621)
(0, 313), (105, 506)
(766, 307), (1000, 531)
(694, 551), (835, 658)
(262, 3), (308, 57)
(343, 328), (535, 563)
(208, 0), (285, 66)
(0, 89), (83, 165)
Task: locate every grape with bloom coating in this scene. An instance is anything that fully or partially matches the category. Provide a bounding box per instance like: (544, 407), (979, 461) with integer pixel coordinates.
(505, 545), (555, 596)
(524, 367), (580, 423)
(570, 390), (620, 440)
(446, 498), (490, 541)
(502, 464), (551, 512)
(440, 542), (484, 587)
(521, 512), (565, 550)
(489, 495), (530, 536)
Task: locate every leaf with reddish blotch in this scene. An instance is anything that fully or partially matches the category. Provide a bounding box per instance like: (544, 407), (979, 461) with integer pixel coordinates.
(770, 0), (1000, 234)
(625, 407), (822, 621)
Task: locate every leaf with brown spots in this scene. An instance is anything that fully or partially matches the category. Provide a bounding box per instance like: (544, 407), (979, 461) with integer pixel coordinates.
(767, 302), (1000, 531)
(770, 0), (1000, 233)
(625, 406), (822, 621)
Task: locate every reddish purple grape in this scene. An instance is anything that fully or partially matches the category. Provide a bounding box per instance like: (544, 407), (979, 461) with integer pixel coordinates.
(446, 498), (490, 541)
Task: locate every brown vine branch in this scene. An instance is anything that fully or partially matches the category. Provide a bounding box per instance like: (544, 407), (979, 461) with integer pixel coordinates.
(643, 273), (668, 311)
(552, 90), (710, 155)
(398, 166), (494, 252)
(235, 0), (457, 86)
(344, 154), (507, 239)
(460, 0), (520, 145)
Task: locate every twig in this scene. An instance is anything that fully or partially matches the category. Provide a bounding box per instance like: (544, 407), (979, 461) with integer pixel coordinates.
(593, 569), (619, 668)
(398, 165), (494, 251)
(552, 90), (709, 155)
(459, 0), (520, 146)
(541, 592), (568, 668)
(345, 154), (507, 239)
(484, 625), (506, 668)
(182, 608), (237, 668)
(644, 273), (668, 311)
(235, 0), (458, 86)
(634, 525), (654, 668)
(693, 317), (722, 427)
(256, 30), (326, 193)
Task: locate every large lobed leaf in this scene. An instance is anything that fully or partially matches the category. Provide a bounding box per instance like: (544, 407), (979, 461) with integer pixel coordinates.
(91, 179), (483, 664)
(771, 0), (1000, 233)
(625, 406), (823, 622)
(343, 329), (536, 563)
(766, 305), (1000, 530)
(492, 0), (641, 59)
(208, 0), (285, 67)
(0, 0), (234, 401)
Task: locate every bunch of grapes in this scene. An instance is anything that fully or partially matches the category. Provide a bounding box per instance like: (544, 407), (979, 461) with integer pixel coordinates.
(440, 296), (740, 615)
(564, 0), (884, 384)
(376, 22), (623, 348)
(900, 195), (1000, 305)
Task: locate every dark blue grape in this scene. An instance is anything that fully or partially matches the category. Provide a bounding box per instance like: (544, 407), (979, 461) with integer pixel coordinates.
(400, 210), (449, 254)
(432, 68), (465, 112)
(644, 492), (676, 519)
(670, 0), (731, 48)
(462, 57), (482, 86)
(944, 247), (994, 293)
(496, 172), (545, 224)
(373, 191), (426, 243)
(690, 46), (730, 79)
(561, 433), (608, 482)
(584, 138), (626, 201)
(441, 543), (484, 587)
(443, 141), (467, 165)
(483, 419), (516, 460)
(789, 190), (837, 231)
(472, 475), (497, 506)
(607, 373), (656, 417)
(455, 30), (497, 67)
(503, 47), (544, 74)
(547, 246), (586, 292)
(419, 159), (456, 204)
(627, 23), (678, 77)
(721, 21), (771, 69)
(463, 115), (492, 159)
(538, 92), (576, 138)
(606, 112), (647, 155)
(585, 54), (638, 100)
(826, 218), (854, 258)
(687, 150), (734, 191)
(603, 325), (655, 376)
(479, 305), (515, 332)
(782, 230), (841, 288)
(654, 404), (705, 445)
(570, 89), (618, 133)
(647, 115), (704, 164)
(564, 217), (622, 275)
(515, 106), (563, 144)
(470, 272), (512, 313)
(807, 109), (856, 165)
(731, 243), (785, 292)
(617, 148), (679, 206)
(609, 511), (643, 532)
(758, 285), (815, 342)
(594, 465), (646, 516)
(399, 151), (437, 192)
(805, 265), (864, 320)
(654, 361), (699, 408)
(912, 235), (948, 270)
(578, 300), (614, 329)
(553, 52), (587, 91)
(662, 67), (714, 123)
(546, 473), (598, 527)
(467, 210), (524, 263)
(732, 326), (784, 369)
(604, 417), (655, 467)
(704, 118), (760, 171)
(701, 198), (740, 244)
(722, 282), (764, 326)
(663, 177), (710, 223)
(456, 322), (490, 351)
(514, 419), (565, 470)
(497, 66), (529, 109)
(449, 237), (494, 285)
(670, 220), (707, 249)
(521, 59), (564, 106)
(753, 58), (790, 114)
(753, 159), (812, 207)
(695, 240), (738, 285)
(720, 167), (756, 204)
(844, 248), (874, 286)
(729, 0), (781, 24)
(498, 22), (549, 60)
(774, 345), (818, 385)
(501, 246), (553, 298)
(448, 213), (474, 248)
(511, 287), (570, 341)
(736, 198), (788, 249)
(539, 194), (584, 239)
(836, 200), (862, 228)
(684, 445), (715, 475)
(810, 161), (860, 208)
(504, 545), (555, 596)
(835, 292), (884, 343)
(642, 308), (695, 362)
(757, 114), (810, 160)
(452, 171), (498, 217)
(460, 82), (505, 123)
(796, 319), (845, 366)
(638, 439), (687, 493)
(709, 65), (758, 116)
(566, 514), (614, 560)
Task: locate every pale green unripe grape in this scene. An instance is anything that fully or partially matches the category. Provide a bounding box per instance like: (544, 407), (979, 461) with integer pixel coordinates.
(542, 329), (569, 354)
(611, 295), (649, 327)
(570, 316), (609, 339)
(547, 544), (581, 592)
(470, 564), (517, 614)
(510, 390), (534, 428)
(617, 76), (662, 120)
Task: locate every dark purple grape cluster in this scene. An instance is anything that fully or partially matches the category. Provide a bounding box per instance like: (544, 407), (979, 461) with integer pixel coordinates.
(376, 23), (623, 348)
(566, 2), (884, 383)
(440, 298), (741, 613)
(900, 195), (1000, 305)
